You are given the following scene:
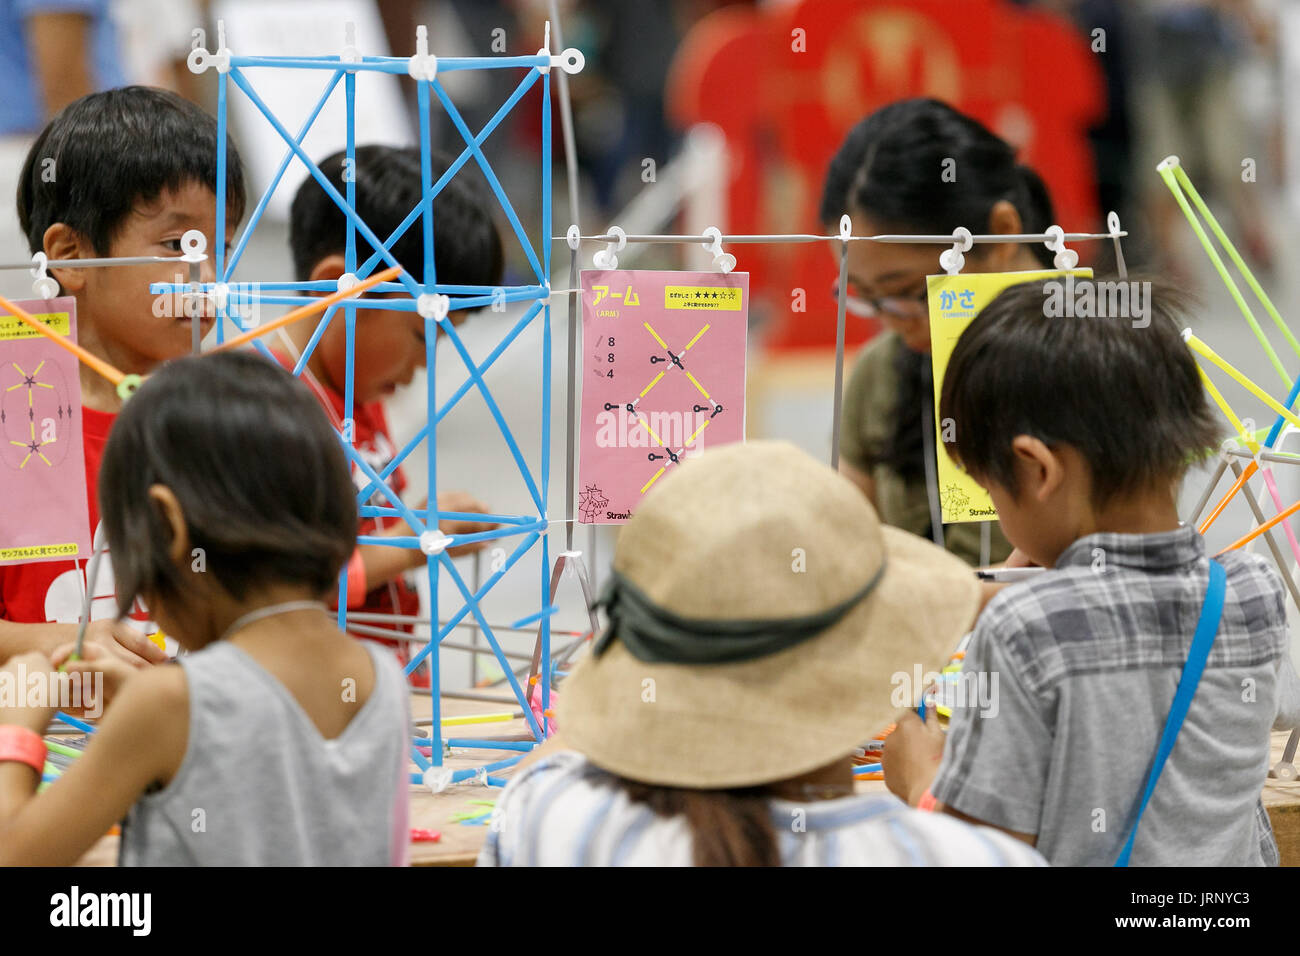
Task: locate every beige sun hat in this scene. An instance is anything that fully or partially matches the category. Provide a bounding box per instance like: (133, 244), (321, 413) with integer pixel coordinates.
(558, 439), (980, 790)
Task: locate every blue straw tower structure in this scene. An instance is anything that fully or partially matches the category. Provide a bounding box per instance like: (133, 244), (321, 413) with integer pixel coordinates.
(161, 21), (585, 786)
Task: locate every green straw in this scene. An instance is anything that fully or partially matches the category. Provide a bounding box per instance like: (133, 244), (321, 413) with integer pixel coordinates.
(46, 740), (84, 760)
(1171, 163), (1300, 361)
(1157, 158), (1291, 386)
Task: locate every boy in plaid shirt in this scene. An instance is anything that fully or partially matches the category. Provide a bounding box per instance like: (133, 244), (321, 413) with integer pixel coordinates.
(884, 278), (1300, 865)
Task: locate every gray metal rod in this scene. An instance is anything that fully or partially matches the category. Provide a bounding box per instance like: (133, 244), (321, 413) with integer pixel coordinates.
(0, 254), (188, 269)
(921, 391), (945, 549)
(555, 231), (1125, 246)
(440, 689), (521, 704)
(344, 621), (534, 661)
(564, 242), (579, 551)
(1221, 447), (1300, 465)
(549, 0), (582, 554)
(830, 237), (848, 470)
(1186, 456), (1230, 526)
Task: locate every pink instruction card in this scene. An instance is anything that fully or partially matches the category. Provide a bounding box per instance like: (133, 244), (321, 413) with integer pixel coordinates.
(0, 297), (90, 565)
(578, 270), (748, 523)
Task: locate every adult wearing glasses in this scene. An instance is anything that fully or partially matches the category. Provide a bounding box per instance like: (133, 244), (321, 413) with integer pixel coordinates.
(820, 98), (1059, 566)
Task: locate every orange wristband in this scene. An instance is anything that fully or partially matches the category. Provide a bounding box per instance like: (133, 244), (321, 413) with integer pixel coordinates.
(0, 726), (47, 774)
(916, 787), (938, 812)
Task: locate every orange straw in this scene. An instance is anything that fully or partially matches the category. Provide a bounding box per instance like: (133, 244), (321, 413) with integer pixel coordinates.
(211, 266), (402, 353)
(0, 292), (125, 386)
(1198, 460), (1257, 534)
(1218, 496), (1300, 554)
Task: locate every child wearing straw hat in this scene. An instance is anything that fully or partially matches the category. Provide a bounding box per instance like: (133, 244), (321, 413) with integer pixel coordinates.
(477, 440), (1044, 867)
(884, 277), (1300, 866)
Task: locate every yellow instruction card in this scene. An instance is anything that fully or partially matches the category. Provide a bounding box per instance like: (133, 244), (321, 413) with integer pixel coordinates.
(928, 269), (1092, 523)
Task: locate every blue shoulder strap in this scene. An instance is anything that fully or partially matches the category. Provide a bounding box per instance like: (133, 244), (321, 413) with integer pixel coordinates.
(1115, 558), (1226, 867)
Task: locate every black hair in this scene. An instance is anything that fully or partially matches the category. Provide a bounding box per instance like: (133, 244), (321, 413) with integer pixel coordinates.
(821, 98), (1059, 485)
(824, 98), (1055, 268)
(289, 144), (504, 293)
(99, 352), (358, 619)
(939, 276), (1222, 505)
(611, 775), (780, 867)
(17, 86), (246, 256)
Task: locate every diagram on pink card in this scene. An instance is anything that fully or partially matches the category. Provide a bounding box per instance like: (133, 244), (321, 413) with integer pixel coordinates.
(578, 270), (748, 523)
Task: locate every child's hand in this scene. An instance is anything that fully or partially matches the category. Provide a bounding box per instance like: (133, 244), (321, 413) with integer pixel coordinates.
(1004, 548), (1039, 569)
(50, 643), (138, 718)
(436, 491), (499, 558)
(81, 619), (167, 668)
(882, 710), (946, 807)
(0, 652), (58, 733)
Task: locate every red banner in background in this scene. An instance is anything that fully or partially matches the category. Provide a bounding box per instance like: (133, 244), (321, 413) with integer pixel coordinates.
(666, 0), (1105, 351)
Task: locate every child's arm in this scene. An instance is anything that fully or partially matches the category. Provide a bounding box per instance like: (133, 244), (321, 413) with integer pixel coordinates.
(1275, 649), (1300, 731)
(0, 618), (166, 667)
(885, 604), (1052, 845)
(883, 710), (1037, 846)
(0, 653), (188, 865)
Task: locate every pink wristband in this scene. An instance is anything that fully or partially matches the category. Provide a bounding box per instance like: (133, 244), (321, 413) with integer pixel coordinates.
(344, 549), (368, 608)
(0, 726), (47, 774)
(916, 788), (938, 812)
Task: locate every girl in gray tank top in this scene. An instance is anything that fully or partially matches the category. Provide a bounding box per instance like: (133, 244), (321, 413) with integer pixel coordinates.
(0, 353), (410, 866)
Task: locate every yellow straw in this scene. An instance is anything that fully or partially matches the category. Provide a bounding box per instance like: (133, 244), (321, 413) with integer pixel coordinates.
(1184, 332), (1300, 432)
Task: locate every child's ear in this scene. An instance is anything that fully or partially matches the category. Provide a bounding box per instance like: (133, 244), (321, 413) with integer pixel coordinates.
(983, 201), (1025, 271)
(308, 253), (350, 285)
(43, 223), (89, 293)
(1010, 435), (1064, 502)
(147, 484), (192, 566)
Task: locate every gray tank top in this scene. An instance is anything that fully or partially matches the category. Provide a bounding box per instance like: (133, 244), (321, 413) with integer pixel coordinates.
(119, 640), (409, 866)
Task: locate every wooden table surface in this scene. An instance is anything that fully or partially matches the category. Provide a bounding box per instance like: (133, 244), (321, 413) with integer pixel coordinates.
(66, 703), (1300, 866)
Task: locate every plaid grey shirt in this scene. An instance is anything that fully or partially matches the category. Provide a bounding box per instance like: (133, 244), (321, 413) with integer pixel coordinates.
(931, 526), (1300, 866)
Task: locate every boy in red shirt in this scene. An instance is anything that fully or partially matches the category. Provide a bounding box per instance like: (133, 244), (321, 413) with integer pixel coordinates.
(0, 87), (246, 666)
(283, 145), (502, 681)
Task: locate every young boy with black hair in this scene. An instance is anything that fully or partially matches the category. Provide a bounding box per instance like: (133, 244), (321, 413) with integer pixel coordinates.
(884, 277), (1300, 865)
(0, 86), (246, 667)
(282, 145), (502, 676)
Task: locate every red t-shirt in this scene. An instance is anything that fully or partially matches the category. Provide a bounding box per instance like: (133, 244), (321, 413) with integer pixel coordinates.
(0, 406), (156, 639)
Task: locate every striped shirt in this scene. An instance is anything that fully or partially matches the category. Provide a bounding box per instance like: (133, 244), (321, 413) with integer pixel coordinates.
(931, 526), (1300, 866)
(477, 750), (1046, 867)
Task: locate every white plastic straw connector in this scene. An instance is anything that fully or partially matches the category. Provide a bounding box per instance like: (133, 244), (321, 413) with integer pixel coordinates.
(29, 252), (57, 299)
(1044, 224), (1078, 271)
(592, 225), (626, 270)
(555, 48), (585, 74)
(423, 766), (453, 794)
(537, 21), (551, 73)
(341, 21), (360, 65)
(180, 230), (207, 263)
(418, 529), (453, 555)
(939, 226), (972, 275)
(408, 25), (437, 81)
(703, 226), (736, 274)
(417, 293), (450, 322)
